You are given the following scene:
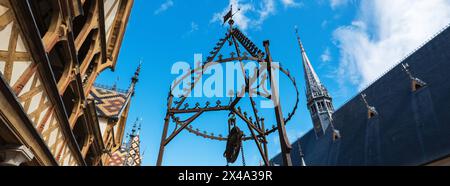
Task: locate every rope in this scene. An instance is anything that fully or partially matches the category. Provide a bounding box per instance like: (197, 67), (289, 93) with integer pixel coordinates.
(240, 141), (246, 166)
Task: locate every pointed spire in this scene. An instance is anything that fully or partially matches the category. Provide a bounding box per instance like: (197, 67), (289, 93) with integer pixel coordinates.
(132, 60), (142, 84)
(295, 27), (326, 101)
(137, 118), (142, 136)
(130, 120), (137, 137)
(130, 117), (142, 137)
(297, 141), (306, 166)
(295, 27), (335, 138)
(295, 27), (306, 53)
(128, 60), (142, 96)
(112, 76), (119, 91)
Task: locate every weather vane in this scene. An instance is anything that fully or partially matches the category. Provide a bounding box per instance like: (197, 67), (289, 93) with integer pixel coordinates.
(223, 5), (241, 26)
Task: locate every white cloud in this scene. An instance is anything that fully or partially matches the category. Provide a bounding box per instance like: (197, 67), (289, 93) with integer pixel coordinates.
(211, 0), (300, 31)
(287, 130), (304, 141)
(211, 0), (254, 31)
(190, 22), (199, 33)
(333, 0), (450, 90)
(154, 0), (174, 15)
(255, 0), (276, 27)
(321, 47), (332, 62)
(281, 0), (302, 8)
(330, 0), (350, 9)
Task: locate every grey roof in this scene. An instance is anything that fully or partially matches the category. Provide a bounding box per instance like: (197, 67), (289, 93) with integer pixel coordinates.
(271, 25), (450, 166)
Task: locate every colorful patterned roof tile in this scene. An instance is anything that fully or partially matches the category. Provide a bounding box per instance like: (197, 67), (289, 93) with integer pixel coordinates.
(106, 135), (142, 166)
(89, 86), (128, 118)
(106, 149), (127, 166)
(124, 135), (141, 166)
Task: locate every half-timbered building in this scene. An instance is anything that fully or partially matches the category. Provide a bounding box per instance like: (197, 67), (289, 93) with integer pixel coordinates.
(0, 0), (134, 166)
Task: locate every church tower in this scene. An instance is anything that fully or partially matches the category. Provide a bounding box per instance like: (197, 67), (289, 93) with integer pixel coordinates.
(295, 29), (335, 138)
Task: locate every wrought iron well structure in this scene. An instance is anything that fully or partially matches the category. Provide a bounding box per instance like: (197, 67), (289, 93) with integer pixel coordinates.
(156, 7), (300, 166)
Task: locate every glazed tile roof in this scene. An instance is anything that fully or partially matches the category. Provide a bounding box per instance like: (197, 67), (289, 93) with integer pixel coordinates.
(107, 149), (127, 166)
(89, 86), (129, 118)
(124, 135), (141, 166)
(106, 135), (142, 166)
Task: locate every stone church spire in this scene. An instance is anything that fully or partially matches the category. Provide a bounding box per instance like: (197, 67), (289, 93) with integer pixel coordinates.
(295, 28), (335, 138)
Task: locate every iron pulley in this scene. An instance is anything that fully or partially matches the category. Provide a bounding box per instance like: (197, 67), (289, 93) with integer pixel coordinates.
(224, 126), (244, 164)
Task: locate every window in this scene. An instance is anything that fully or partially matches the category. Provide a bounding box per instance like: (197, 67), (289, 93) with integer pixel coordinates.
(317, 101), (325, 112)
(326, 101), (334, 111)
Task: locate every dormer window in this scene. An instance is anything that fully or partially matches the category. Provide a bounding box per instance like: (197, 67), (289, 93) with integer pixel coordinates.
(368, 106), (378, 119)
(361, 94), (378, 119)
(402, 63), (427, 92)
(412, 78), (426, 92)
(332, 129), (341, 141)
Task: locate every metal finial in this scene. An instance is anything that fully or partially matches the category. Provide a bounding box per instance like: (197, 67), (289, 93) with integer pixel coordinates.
(295, 26), (305, 53)
(130, 118), (138, 136)
(112, 76), (119, 91)
(132, 61), (142, 83)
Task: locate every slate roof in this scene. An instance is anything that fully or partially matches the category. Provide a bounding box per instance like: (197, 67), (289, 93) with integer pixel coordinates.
(271, 24), (450, 166)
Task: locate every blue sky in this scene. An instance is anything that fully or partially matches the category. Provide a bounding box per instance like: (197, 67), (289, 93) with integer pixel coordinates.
(95, 0), (450, 166)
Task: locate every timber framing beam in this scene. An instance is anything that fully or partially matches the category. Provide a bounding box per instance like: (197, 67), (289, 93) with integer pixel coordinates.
(9, 0), (86, 166)
(0, 74), (58, 166)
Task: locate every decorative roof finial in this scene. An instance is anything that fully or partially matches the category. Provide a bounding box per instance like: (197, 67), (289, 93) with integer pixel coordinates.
(361, 93), (378, 119)
(132, 60), (142, 84)
(130, 118), (138, 137)
(112, 76), (119, 91)
(137, 117), (142, 135)
(128, 60), (142, 96)
(298, 141), (306, 166)
(130, 117), (142, 137)
(295, 26), (306, 53)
